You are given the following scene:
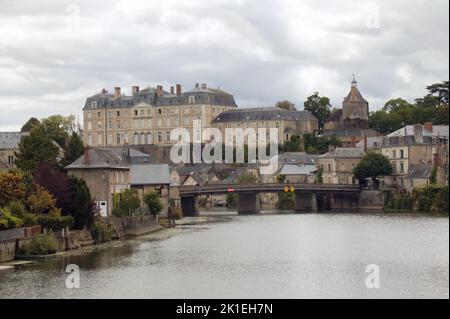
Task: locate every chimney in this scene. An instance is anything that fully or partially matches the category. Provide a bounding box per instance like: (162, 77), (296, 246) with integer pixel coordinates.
(363, 136), (368, 153)
(114, 87), (121, 99)
(201, 83), (207, 89)
(351, 136), (356, 148)
(170, 86), (174, 94)
(101, 88), (107, 95)
(424, 122), (433, 132)
(83, 147), (90, 166)
(328, 145), (335, 153)
(413, 124), (424, 144)
(176, 84), (182, 95)
(195, 83), (200, 89)
(132, 85), (139, 94)
(156, 85), (163, 97)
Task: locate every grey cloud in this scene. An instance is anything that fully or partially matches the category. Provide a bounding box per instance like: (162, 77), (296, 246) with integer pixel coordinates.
(0, 0), (448, 130)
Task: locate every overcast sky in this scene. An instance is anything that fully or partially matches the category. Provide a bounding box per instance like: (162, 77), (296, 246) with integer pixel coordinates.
(0, 0), (448, 131)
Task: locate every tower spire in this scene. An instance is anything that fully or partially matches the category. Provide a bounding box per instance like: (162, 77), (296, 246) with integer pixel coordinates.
(351, 74), (357, 88)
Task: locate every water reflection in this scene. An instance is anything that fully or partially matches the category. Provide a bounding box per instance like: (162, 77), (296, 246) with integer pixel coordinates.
(0, 212), (448, 299)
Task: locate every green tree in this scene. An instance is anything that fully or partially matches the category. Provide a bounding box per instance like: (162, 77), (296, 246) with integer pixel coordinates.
(112, 189), (140, 217)
(67, 176), (96, 229)
(63, 132), (84, 166)
(276, 100), (296, 111)
(303, 92), (331, 130)
(14, 126), (60, 173)
(237, 172), (259, 184)
(280, 135), (302, 152)
(143, 191), (163, 216)
(40, 115), (76, 148)
(21, 117), (41, 133)
(353, 152), (393, 185)
(369, 110), (403, 134)
(277, 192), (295, 210)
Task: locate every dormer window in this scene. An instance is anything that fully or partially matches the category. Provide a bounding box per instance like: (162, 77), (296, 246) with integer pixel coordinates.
(91, 101), (97, 109)
(189, 96), (195, 104)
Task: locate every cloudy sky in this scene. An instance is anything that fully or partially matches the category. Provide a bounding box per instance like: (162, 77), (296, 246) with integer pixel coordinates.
(0, 0), (448, 131)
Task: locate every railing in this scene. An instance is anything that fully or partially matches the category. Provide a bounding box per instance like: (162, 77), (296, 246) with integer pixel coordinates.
(180, 183), (361, 195)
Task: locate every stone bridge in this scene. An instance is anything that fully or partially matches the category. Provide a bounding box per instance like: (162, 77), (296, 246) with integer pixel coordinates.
(180, 183), (363, 216)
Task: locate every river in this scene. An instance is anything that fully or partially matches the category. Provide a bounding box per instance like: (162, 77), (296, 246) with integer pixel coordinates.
(0, 211), (448, 299)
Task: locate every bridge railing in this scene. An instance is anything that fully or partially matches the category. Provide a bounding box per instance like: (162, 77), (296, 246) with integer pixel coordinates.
(180, 183), (361, 195)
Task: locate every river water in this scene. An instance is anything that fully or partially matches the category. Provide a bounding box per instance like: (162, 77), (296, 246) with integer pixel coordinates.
(0, 211), (448, 299)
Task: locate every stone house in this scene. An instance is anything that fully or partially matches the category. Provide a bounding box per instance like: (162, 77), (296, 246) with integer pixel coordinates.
(0, 132), (24, 168)
(381, 123), (448, 189)
(407, 163), (446, 191)
(212, 107), (318, 145)
(318, 147), (366, 184)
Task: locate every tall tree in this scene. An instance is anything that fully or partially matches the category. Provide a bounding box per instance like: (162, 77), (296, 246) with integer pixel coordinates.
(353, 152), (393, 185)
(21, 117), (41, 133)
(14, 126), (60, 174)
(303, 92), (331, 130)
(63, 132), (84, 166)
(40, 115), (76, 148)
(67, 176), (96, 229)
(276, 100), (296, 111)
(425, 81), (449, 105)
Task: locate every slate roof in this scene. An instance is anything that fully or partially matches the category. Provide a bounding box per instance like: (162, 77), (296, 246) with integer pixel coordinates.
(65, 148), (130, 169)
(323, 128), (378, 137)
(279, 164), (317, 175)
(274, 152), (318, 165)
(319, 147), (366, 159)
(83, 84), (238, 110)
(355, 137), (381, 149)
(388, 125), (449, 138)
(213, 107), (317, 123)
(130, 164), (171, 185)
(344, 82), (368, 104)
(0, 132), (24, 149)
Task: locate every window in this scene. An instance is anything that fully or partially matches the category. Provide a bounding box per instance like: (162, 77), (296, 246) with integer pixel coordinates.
(107, 111), (112, 118)
(328, 163), (332, 172)
(87, 134), (92, 145)
(97, 121), (102, 129)
(97, 111), (102, 118)
(140, 133), (146, 145)
(166, 131), (171, 142)
(87, 121), (92, 130)
(134, 133), (139, 145)
(158, 109), (162, 115)
(7, 155), (14, 165)
(134, 110), (138, 116)
(393, 150), (397, 158)
(400, 150), (404, 159)
(91, 101), (97, 108)
(87, 112), (92, 119)
(124, 133), (129, 144)
(97, 134), (102, 146)
(123, 120), (128, 129)
(147, 109), (151, 116)
(116, 111), (120, 117)
(107, 120), (112, 129)
(189, 96), (195, 104)
(107, 134), (112, 145)
(146, 133), (152, 144)
(158, 119), (162, 127)
(158, 132), (162, 143)
(116, 120), (120, 129)
(400, 162), (404, 173)
(147, 118), (152, 128)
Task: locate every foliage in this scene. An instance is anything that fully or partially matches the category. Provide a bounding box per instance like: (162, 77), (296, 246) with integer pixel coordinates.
(279, 135), (303, 152)
(112, 189), (140, 217)
(369, 81), (449, 131)
(6, 200), (27, 218)
(303, 92), (331, 129)
(0, 208), (23, 230)
(21, 117), (41, 133)
(143, 191), (164, 216)
(316, 167), (323, 184)
(40, 114), (76, 148)
(226, 193), (238, 208)
(90, 221), (114, 244)
(22, 213), (38, 227)
(63, 132), (84, 167)
(14, 126), (60, 173)
(429, 165), (438, 185)
(353, 152), (393, 182)
(303, 133), (341, 154)
(276, 100), (296, 111)
(277, 192), (295, 210)
(385, 193), (415, 211)
(236, 172), (259, 184)
(34, 163), (71, 213)
(67, 176), (96, 229)
(0, 171), (26, 207)
(413, 186), (449, 212)
(37, 213), (74, 231)
(19, 232), (58, 255)
(27, 185), (57, 215)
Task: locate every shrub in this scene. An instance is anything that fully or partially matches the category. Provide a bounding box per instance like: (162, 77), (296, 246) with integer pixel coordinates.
(143, 191), (163, 215)
(0, 171), (26, 207)
(27, 185), (57, 215)
(7, 201), (28, 218)
(0, 208), (23, 229)
(90, 221), (113, 244)
(112, 189), (140, 217)
(277, 192), (295, 210)
(37, 213), (74, 231)
(20, 232), (58, 255)
(226, 193), (238, 208)
(22, 213), (38, 227)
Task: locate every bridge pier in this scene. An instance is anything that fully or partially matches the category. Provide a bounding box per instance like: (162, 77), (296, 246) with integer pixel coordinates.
(295, 192), (318, 213)
(330, 193), (359, 210)
(181, 195), (199, 216)
(238, 193), (260, 215)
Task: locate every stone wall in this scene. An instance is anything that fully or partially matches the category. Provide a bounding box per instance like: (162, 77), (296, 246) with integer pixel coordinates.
(107, 215), (161, 238)
(0, 239), (16, 263)
(358, 190), (385, 210)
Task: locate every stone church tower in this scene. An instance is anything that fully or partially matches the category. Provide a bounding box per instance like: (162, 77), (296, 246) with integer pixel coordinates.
(341, 76), (369, 128)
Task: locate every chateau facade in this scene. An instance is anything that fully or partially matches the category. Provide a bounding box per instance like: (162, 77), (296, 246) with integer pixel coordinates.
(82, 83), (238, 147)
